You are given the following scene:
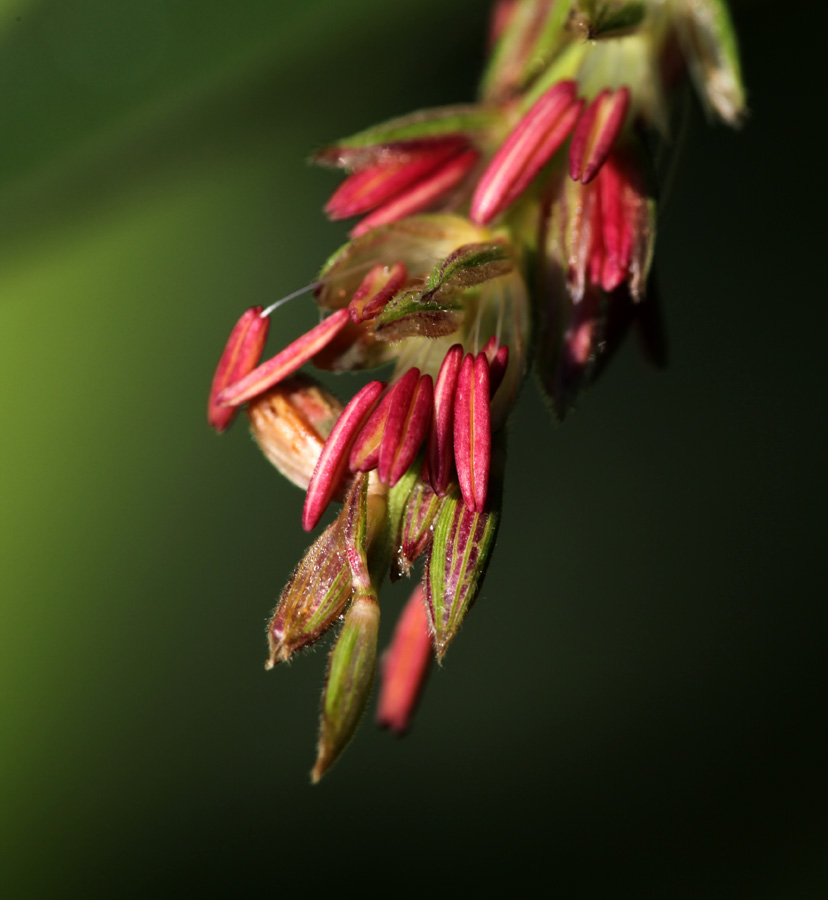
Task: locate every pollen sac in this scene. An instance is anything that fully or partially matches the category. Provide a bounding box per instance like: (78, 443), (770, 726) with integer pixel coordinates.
(569, 86), (630, 185)
(424, 443), (503, 661)
(303, 380), (386, 531)
(312, 589), (380, 783)
(313, 102), (496, 238)
(246, 375), (343, 492)
(348, 369), (434, 488)
(376, 585), (433, 735)
(216, 308), (350, 408)
(324, 140), (467, 221)
(351, 148), (479, 237)
(453, 352), (492, 513)
(207, 306), (269, 432)
(349, 389), (393, 474)
(378, 371), (433, 487)
(425, 344), (463, 497)
(348, 261), (408, 324)
(471, 80), (583, 225)
(548, 146), (655, 303)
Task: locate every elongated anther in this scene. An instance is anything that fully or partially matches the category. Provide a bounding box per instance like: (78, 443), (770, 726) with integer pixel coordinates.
(349, 388), (393, 473)
(348, 261), (408, 324)
(378, 369), (433, 486)
(388, 374), (434, 486)
(351, 149), (479, 237)
(597, 156), (629, 293)
(303, 380), (385, 531)
(471, 80), (582, 225)
(569, 86), (630, 184)
(325, 140), (466, 220)
(453, 352), (492, 512)
(376, 585), (433, 735)
(217, 309), (350, 408)
(488, 344), (509, 397)
(425, 344), (463, 496)
(208, 307), (269, 432)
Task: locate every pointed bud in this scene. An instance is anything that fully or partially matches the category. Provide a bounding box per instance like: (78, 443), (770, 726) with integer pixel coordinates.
(376, 585), (433, 735)
(425, 441), (504, 660)
(392, 478), (443, 581)
(454, 353), (491, 513)
(379, 371), (433, 487)
(207, 307), (269, 432)
(348, 262), (408, 324)
(303, 380), (385, 531)
(426, 344), (463, 496)
(216, 309), (350, 408)
(341, 473), (371, 592)
(266, 516), (352, 667)
(312, 590), (380, 782)
(677, 0), (747, 126)
(246, 375), (343, 491)
(350, 149), (479, 237)
(480, 0), (574, 102)
(569, 86), (630, 184)
(471, 81), (582, 225)
(325, 140), (467, 220)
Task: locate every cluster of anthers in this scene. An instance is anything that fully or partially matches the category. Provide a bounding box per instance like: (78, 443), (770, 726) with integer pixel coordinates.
(208, 0), (745, 781)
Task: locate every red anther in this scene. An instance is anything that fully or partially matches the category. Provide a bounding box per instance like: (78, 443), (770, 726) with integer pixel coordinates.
(376, 585), (433, 736)
(302, 380), (385, 531)
(426, 344), (464, 496)
(349, 388), (393, 473)
(453, 352), (492, 512)
(377, 369), (433, 486)
(471, 81), (582, 225)
(595, 160), (632, 291)
(325, 139), (467, 220)
(569, 86), (630, 185)
(388, 374), (434, 486)
(489, 344), (509, 397)
(217, 309), (350, 408)
(351, 148), (479, 238)
(348, 261), (407, 324)
(207, 307), (269, 432)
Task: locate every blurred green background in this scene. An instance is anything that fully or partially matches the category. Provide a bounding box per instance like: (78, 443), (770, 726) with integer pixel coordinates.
(1, 1), (826, 896)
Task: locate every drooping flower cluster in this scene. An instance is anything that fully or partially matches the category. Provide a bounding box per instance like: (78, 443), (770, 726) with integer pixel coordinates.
(208, 0), (745, 780)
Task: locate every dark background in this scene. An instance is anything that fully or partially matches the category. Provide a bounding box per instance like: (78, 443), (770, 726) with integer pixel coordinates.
(1, 1), (825, 896)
